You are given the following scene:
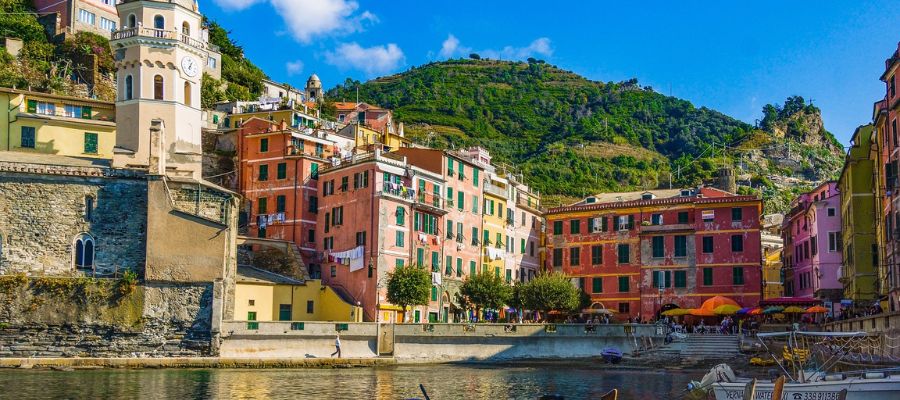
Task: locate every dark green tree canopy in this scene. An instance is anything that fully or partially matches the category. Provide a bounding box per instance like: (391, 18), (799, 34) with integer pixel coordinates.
(459, 271), (512, 314)
(518, 272), (582, 314)
(386, 265), (432, 312)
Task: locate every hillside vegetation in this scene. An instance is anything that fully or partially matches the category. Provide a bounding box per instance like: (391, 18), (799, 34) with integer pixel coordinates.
(328, 59), (844, 211)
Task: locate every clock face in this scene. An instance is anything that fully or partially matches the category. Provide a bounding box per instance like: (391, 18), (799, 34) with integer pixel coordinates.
(181, 56), (199, 78)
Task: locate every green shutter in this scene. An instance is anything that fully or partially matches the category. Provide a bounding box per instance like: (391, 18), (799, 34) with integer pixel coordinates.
(674, 271), (686, 288)
(601, 216), (608, 232)
(473, 169), (479, 187)
(627, 215), (634, 229)
(26, 100), (36, 113)
(457, 192), (463, 210)
(664, 271), (671, 288)
(592, 277), (602, 293)
(310, 163), (319, 179)
(618, 276), (629, 292)
(470, 261), (476, 276)
(417, 248), (424, 266)
(703, 268), (713, 286)
(277, 163), (287, 179)
(83, 132), (98, 154)
(81, 106), (92, 119)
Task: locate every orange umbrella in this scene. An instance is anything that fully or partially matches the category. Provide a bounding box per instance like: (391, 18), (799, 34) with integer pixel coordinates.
(699, 296), (740, 312)
(748, 308), (763, 315)
(689, 308), (716, 317)
(805, 305), (828, 314)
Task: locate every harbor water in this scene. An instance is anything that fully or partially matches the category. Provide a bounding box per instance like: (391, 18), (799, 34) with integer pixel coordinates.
(0, 363), (698, 399)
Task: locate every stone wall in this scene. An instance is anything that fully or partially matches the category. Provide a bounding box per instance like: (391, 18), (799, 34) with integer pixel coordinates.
(0, 278), (215, 357)
(0, 172), (147, 276)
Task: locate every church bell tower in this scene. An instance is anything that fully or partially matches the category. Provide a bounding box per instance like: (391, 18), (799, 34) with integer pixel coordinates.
(110, 0), (211, 179)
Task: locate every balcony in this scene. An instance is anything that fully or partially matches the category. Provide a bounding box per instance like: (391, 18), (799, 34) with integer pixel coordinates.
(380, 181), (416, 202)
(515, 192), (540, 213)
(415, 191), (447, 215)
(111, 26), (217, 52)
(639, 223), (695, 233)
(19, 104), (115, 125)
(484, 182), (508, 199)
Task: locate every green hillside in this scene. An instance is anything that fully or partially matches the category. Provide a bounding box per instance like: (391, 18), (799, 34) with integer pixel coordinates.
(327, 59), (844, 210)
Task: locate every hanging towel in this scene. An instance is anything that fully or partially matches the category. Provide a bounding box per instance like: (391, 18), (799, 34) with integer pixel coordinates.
(431, 272), (442, 286)
(349, 256), (365, 272)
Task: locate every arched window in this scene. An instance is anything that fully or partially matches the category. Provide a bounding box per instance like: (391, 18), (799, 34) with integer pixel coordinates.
(153, 15), (164, 30)
(74, 233), (95, 270)
(124, 75), (133, 100)
(154, 75), (164, 100)
(127, 14), (136, 28)
(182, 21), (190, 36)
(183, 81), (191, 107)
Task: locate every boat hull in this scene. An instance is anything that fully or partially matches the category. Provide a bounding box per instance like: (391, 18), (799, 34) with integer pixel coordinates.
(712, 376), (900, 400)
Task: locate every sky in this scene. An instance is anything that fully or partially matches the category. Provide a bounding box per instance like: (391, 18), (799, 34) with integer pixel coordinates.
(203, 0), (900, 145)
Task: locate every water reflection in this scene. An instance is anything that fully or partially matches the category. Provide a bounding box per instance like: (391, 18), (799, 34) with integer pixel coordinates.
(0, 364), (696, 399)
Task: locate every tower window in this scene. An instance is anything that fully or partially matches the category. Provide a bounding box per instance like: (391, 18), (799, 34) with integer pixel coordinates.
(153, 75), (164, 100)
(153, 15), (164, 30)
(181, 21), (190, 36)
(125, 75), (133, 100)
(183, 81), (191, 107)
(74, 233), (95, 270)
(127, 14), (136, 28)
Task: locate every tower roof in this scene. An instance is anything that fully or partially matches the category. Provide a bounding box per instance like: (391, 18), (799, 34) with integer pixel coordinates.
(307, 74), (321, 86)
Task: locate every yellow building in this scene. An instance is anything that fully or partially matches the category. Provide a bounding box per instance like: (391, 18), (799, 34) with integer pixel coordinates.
(338, 123), (411, 153)
(482, 173), (510, 278)
(762, 247), (784, 299)
(0, 88), (116, 159)
(234, 266), (362, 322)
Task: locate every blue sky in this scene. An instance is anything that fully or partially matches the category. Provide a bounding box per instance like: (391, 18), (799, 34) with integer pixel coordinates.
(204, 0), (900, 145)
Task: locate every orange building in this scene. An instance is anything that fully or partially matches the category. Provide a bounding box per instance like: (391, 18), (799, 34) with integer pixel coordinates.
(237, 117), (338, 272)
(545, 188), (763, 320)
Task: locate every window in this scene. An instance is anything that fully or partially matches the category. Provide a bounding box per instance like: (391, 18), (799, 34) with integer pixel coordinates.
(731, 207), (742, 221)
(183, 81), (191, 107)
(553, 221), (563, 235)
(591, 245), (602, 264)
(153, 15), (164, 29)
(471, 227), (479, 245)
(470, 261), (476, 276)
(529, 241), (535, 257)
(431, 251), (439, 272)
(124, 75), (133, 100)
(552, 248), (563, 267)
(617, 244), (630, 264)
(457, 222), (463, 243)
(447, 158), (454, 176)
(341, 176), (349, 192)
(828, 231), (840, 252)
(310, 163), (319, 180)
(652, 271), (671, 288)
(395, 207), (405, 225)
(732, 267), (744, 285)
(569, 247), (580, 266)
(257, 197), (267, 214)
(153, 75), (164, 100)
(20, 126), (35, 148)
(331, 206), (344, 226)
(78, 9), (95, 25)
(431, 286), (438, 301)
(702, 236), (713, 253)
(127, 14), (136, 28)
(457, 258), (462, 277)
(73, 233), (95, 270)
(652, 236), (664, 258)
(258, 164), (268, 181)
(570, 220), (581, 234)
(353, 171), (369, 189)
(731, 235), (744, 252)
(618, 276), (629, 292)
(395, 231), (404, 247)
(618, 302), (630, 314)
(272, 163), (286, 180)
(674, 235), (687, 257)
(677, 211), (689, 224)
(182, 21), (190, 35)
(446, 255), (453, 275)
(473, 169), (478, 186)
(279, 304), (291, 321)
(472, 195), (479, 213)
(703, 268), (713, 286)
(521, 239), (526, 254)
(674, 271), (686, 288)
(827, 208), (836, 217)
(307, 230), (315, 243)
(457, 192), (464, 211)
(306, 300), (314, 314)
(84, 196), (94, 222)
(811, 236), (818, 256)
(588, 277), (602, 293)
(275, 195), (286, 213)
(247, 312), (258, 330)
(651, 213), (663, 225)
(618, 215), (634, 230)
(457, 162), (464, 179)
(417, 248), (424, 266)
(207, 57), (217, 69)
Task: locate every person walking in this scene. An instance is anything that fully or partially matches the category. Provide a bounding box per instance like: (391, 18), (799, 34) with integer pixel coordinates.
(331, 333), (342, 358)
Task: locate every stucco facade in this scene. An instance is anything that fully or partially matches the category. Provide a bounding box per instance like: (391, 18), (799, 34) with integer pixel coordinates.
(34, 0), (119, 38)
(781, 182), (843, 301)
(878, 42), (900, 312)
(838, 125), (880, 302)
(233, 266), (362, 322)
(546, 188), (763, 320)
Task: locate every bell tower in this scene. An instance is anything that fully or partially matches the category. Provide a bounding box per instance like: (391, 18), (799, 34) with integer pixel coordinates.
(110, 0), (210, 179)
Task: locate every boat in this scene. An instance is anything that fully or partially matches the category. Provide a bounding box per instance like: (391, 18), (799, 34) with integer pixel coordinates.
(601, 347), (623, 364)
(689, 331), (900, 400)
(599, 389), (618, 399)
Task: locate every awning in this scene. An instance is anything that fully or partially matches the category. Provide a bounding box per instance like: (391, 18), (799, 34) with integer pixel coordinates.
(759, 297), (819, 306)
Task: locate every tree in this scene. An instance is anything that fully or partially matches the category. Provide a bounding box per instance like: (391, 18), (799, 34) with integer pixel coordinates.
(459, 271), (511, 319)
(386, 265), (431, 322)
(518, 272), (582, 319)
(469, 53), (481, 60)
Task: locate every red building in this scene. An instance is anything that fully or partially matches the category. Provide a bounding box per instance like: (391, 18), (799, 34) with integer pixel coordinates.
(236, 117), (337, 274)
(545, 188), (763, 320)
(878, 41), (900, 312)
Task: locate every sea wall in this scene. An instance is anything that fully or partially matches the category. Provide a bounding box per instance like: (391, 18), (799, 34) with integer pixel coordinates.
(0, 277), (215, 357)
(219, 321), (661, 361)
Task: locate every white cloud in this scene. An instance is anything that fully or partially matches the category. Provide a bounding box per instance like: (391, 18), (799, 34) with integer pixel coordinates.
(324, 42), (405, 77)
(437, 35), (554, 61)
(270, 0), (377, 44)
(286, 60), (304, 76)
(211, 0), (263, 11)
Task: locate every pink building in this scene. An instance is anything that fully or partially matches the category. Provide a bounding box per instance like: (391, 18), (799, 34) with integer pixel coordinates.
(315, 150), (447, 323)
(782, 182), (843, 305)
(34, 0), (119, 38)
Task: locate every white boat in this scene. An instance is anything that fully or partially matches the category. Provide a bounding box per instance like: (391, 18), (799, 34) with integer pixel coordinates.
(690, 331), (900, 400)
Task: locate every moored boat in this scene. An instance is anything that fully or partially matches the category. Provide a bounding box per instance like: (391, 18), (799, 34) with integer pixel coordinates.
(601, 347), (623, 364)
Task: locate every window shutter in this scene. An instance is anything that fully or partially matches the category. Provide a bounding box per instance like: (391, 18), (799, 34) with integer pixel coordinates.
(601, 216), (608, 232)
(665, 271), (671, 288)
(26, 100), (36, 113)
(82, 106), (92, 119)
(587, 218), (595, 232)
(652, 271), (660, 288)
(627, 215), (634, 229)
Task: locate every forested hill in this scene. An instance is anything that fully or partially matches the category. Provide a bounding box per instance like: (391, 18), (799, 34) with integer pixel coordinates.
(327, 59), (844, 211)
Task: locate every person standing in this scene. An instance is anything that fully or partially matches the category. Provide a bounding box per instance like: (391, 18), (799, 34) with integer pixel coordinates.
(331, 333), (342, 358)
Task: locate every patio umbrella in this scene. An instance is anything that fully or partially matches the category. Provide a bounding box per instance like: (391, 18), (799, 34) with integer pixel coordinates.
(713, 304), (741, 315)
(763, 306), (784, 314)
(689, 308), (716, 317)
(805, 305), (828, 314)
(736, 307), (755, 315)
(661, 308), (692, 316)
(782, 306), (806, 313)
(748, 308), (763, 315)
(698, 296), (740, 312)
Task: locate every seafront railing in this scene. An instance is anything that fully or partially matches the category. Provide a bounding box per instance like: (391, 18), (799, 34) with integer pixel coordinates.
(222, 321), (661, 338)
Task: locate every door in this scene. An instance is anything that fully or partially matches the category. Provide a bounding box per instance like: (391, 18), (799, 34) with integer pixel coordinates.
(378, 323), (394, 356)
(279, 304), (292, 321)
(414, 310), (420, 323)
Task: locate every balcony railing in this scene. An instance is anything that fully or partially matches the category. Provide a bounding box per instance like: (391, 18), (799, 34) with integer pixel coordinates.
(111, 26), (217, 52)
(484, 182), (508, 199)
(416, 192), (444, 209)
(21, 106), (113, 123)
(381, 182), (415, 201)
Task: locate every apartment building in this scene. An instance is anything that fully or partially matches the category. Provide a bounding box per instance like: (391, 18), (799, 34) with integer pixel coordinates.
(838, 125), (880, 302)
(35, 0), (119, 38)
(878, 41), (900, 312)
